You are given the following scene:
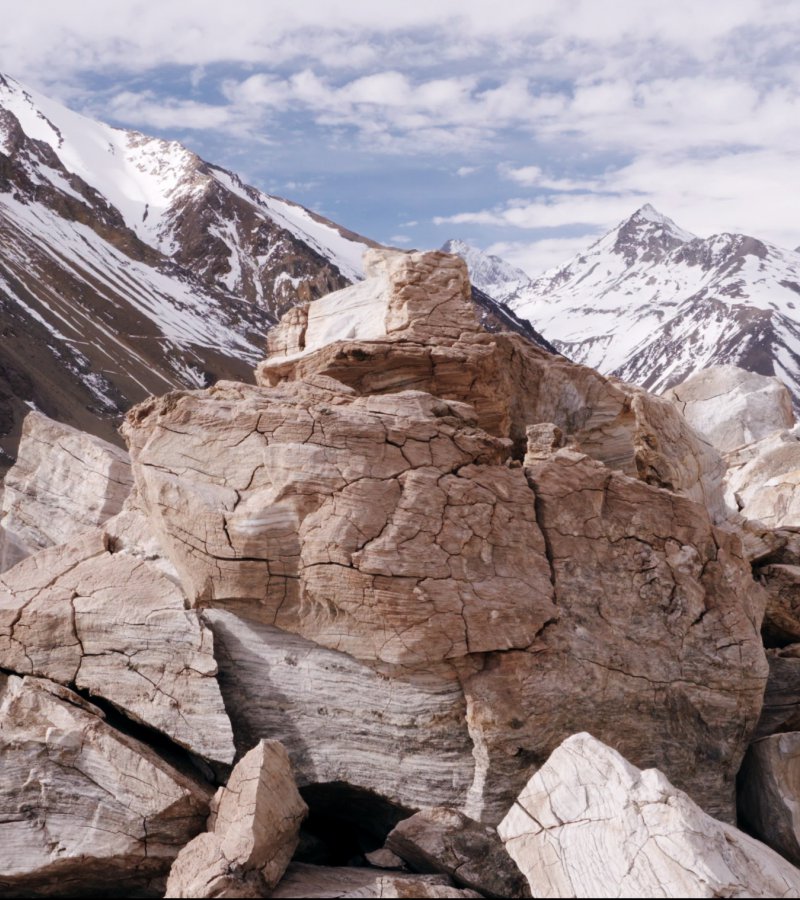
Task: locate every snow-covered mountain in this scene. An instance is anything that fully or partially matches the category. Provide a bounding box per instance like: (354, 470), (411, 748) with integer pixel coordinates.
(0, 73), (376, 464)
(448, 205), (800, 403)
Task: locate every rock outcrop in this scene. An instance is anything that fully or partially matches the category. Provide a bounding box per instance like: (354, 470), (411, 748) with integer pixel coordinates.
(166, 740), (307, 897)
(0, 247), (787, 895)
(665, 365), (795, 453)
(258, 250), (727, 519)
(0, 674), (211, 896)
(498, 733), (800, 899)
(0, 411), (132, 570)
(739, 733), (800, 867)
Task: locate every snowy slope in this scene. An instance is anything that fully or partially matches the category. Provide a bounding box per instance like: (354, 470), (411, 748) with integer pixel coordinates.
(0, 72), (382, 465)
(448, 206), (800, 403)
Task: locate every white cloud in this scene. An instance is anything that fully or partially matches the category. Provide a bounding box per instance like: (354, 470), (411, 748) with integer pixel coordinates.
(456, 166), (480, 177)
(389, 234), (413, 244)
(486, 235), (601, 276)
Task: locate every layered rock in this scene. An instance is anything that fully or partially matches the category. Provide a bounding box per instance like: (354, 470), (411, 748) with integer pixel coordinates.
(257, 250), (727, 519)
(0, 510), (235, 764)
(758, 564), (800, 645)
(755, 645), (800, 738)
(206, 610), (475, 812)
(0, 411), (132, 569)
(0, 674), (211, 896)
(498, 733), (800, 899)
(665, 365), (795, 453)
(739, 733), (800, 867)
(166, 740), (307, 897)
(385, 807), (529, 898)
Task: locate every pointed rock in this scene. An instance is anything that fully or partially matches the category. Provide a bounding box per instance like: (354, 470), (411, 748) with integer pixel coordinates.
(165, 740), (307, 897)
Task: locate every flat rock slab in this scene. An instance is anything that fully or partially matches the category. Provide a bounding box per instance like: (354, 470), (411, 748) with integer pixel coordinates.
(0, 674), (211, 897)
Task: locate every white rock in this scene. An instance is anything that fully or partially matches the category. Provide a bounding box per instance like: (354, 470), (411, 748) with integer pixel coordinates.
(665, 365), (794, 453)
(0, 411), (132, 569)
(270, 863), (481, 898)
(498, 732), (800, 898)
(0, 674), (211, 896)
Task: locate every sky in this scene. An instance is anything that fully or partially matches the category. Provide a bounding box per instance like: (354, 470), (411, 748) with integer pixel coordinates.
(3, 0), (799, 275)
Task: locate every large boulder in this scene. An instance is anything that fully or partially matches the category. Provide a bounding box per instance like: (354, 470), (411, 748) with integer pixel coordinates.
(462, 449), (767, 824)
(0, 411), (132, 569)
(665, 365), (794, 453)
(206, 609), (476, 814)
(270, 863), (481, 898)
(498, 733), (800, 899)
(166, 740), (307, 897)
(0, 674), (211, 897)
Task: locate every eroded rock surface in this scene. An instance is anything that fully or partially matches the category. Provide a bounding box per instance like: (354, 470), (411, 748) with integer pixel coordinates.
(0, 411), (132, 569)
(665, 365), (795, 453)
(206, 609), (475, 811)
(498, 733), (800, 899)
(739, 733), (800, 867)
(166, 740), (307, 897)
(258, 250), (727, 518)
(0, 674), (210, 897)
(0, 513), (234, 764)
(386, 806), (529, 898)
(463, 449), (767, 824)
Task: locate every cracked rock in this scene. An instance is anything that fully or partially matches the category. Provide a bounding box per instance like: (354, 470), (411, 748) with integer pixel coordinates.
(498, 732), (800, 899)
(0, 673), (211, 897)
(165, 739), (307, 897)
(270, 863), (482, 898)
(0, 511), (235, 765)
(0, 410), (132, 571)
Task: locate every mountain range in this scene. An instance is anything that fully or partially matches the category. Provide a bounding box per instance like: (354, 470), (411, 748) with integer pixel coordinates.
(446, 206), (800, 405)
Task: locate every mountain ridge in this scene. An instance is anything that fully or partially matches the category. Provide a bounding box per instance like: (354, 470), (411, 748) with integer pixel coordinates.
(446, 206), (800, 403)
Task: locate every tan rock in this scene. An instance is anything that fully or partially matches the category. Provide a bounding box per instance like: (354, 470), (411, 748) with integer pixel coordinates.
(498, 732), (800, 899)
(739, 733), (800, 867)
(0, 674), (210, 896)
(0, 512), (234, 764)
(257, 251), (726, 518)
(270, 863), (481, 898)
(0, 410), (132, 568)
(123, 381), (555, 667)
(165, 740), (307, 897)
(463, 450), (767, 824)
(665, 365), (795, 453)
(386, 807), (529, 898)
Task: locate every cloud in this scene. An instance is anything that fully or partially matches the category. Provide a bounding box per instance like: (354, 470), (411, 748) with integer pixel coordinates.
(486, 235), (601, 276)
(389, 234), (413, 244)
(456, 166), (480, 177)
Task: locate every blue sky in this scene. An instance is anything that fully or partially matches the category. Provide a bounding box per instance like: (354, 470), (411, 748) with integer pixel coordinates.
(4, 0), (800, 273)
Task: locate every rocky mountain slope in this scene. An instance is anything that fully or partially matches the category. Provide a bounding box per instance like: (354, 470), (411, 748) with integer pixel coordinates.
(0, 73), (378, 466)
(447, 206), (800, 403)
(4, 249), (800, 896)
